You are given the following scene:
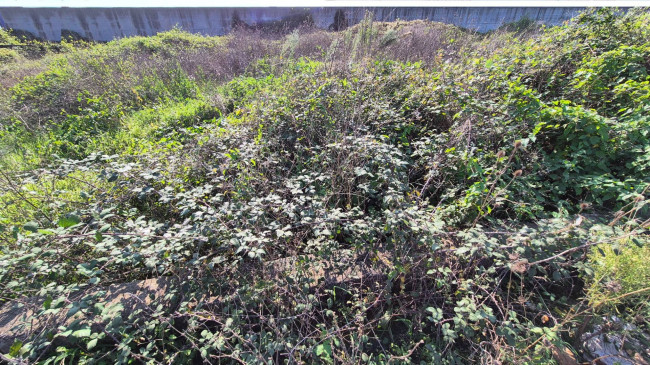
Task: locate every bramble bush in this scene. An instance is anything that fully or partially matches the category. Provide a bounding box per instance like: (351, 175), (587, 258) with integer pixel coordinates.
(0, 7), (648, 364)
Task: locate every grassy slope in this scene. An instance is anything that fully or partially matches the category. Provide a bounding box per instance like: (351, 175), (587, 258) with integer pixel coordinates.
(0, 8), (649, 364)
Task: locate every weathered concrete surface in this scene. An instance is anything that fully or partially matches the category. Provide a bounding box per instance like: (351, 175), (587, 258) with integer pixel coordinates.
(0, 7), (590, 41)
(581, 317), (650, 365)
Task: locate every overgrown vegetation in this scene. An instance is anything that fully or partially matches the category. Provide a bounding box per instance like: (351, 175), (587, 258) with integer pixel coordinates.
(0, 8), (648, 364)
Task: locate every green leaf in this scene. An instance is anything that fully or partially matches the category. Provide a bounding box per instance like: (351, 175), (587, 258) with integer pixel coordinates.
(426, 307), (443, 322)
(72, 328), (91, 338)
(43, 296), (53, 310)
(315, 341), (332, 359)
(67, 305), (81, 318)
(23, 221), (39, 232)
(9, 340), (22, 357)
(531, 327), (544, 335)
(58, 214), (81, 228)
(87, 338), (98, 350)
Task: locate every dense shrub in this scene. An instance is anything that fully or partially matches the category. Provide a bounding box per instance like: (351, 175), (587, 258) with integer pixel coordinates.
(0, 8), (648, 364)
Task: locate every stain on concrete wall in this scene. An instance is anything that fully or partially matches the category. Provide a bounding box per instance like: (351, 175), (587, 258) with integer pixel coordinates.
(0, 7), (590, 42)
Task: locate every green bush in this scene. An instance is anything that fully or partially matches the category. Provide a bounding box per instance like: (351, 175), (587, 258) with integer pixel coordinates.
(0, 8), (648, 364)
(588, 235), (650, 311)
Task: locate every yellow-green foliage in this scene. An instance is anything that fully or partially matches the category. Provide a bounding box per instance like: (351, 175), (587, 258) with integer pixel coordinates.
(114, 27), (226, 54)
(588, 239), (650, 310)
(0, 29), (21, 64)
(0, 48), (18, 63)
(0, 28), (19, 44)
(0, 170), (113, 229)
(89, 98), (219, 155)
(0, 131), (50, 170)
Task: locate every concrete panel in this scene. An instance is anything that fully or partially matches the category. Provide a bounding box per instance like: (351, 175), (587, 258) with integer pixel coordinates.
(0, 7), (590, 42)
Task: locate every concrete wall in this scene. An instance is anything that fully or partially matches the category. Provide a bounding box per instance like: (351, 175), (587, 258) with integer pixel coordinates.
(0, 7), (588, 42)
